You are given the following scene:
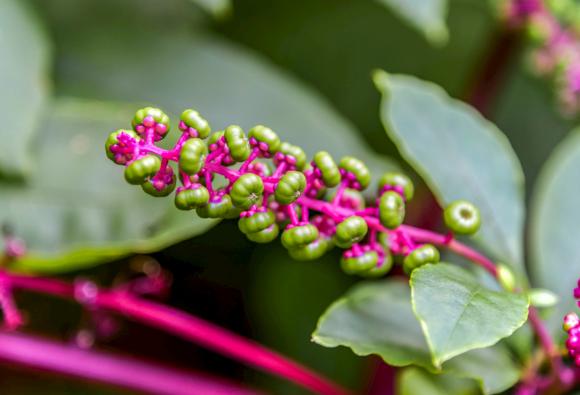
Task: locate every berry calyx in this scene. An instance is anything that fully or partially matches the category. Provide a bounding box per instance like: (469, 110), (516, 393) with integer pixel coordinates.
(378, 172), (414, 201)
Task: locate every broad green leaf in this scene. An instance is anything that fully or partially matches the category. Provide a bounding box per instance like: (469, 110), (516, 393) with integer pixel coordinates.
(190, 0), (231, 19)
(313, 279), (521, 394)
(375, 0), (448, 45)
(374, 71), (525, 272)
(0, 0), (50, 177)
(530, 129), (580, 332)
(1, 99), (216, 273)
(54, 27), (397, 180)
(398, 367), (478, 395)
(411, 263), (529, 366)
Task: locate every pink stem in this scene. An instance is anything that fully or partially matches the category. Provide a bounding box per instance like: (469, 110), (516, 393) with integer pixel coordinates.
(1, 271), (349, 395)
(0, 331), (261, 395)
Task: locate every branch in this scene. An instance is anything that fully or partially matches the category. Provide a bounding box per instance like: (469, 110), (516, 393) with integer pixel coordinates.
(0, 331), (262, 395)
(0, 271), (350, 395)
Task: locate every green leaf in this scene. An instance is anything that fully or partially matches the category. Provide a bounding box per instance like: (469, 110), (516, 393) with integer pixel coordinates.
(411, 263), (529, 366)
(190, 0), (231, 19)
(530, 128), (580, 332)
(375, 0), (448, 45)
(55, 27), (397, 180)
(374, 71), (525, 272)
(0, 0), (50, 177)
(313, 279), (521, 394)
(1, 99), (217, 273)
(398, 367), (478, 395)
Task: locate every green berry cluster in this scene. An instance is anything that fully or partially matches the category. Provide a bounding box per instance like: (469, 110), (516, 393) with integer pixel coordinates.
(105, 107), (482, 278)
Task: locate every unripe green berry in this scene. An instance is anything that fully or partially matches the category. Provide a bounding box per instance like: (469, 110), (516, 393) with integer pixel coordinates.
(281, 224), (319, 249)
(341, 251), (378, 275)
(180, 109), (211, 138)
(378, 172), (414, 201)
(403, 244), (440, 274)
(247, 224), (279, 243)
(339, 156), (371, 190)
(132, 107), (170, 131)
(361, 253), (393, 278)
(208, 131), (224, 147)
(279, 142), (307, 170)
(238, 210), (275, 234)
(179, 138), (208, 175)
(288, 237), (331, 261)
(230, 174), (264, 210)
(379, 191), (405, 229)
(224, 125), (251, 162)
(142, 177), (176, 197)
(105, 129), (139, 163)
(124, 155), (161, 185)
(275, 171), (306, 205)
(175, 186), (210, 210)
(196, 194), (233, 218)
(443, 200), (481, 235)
(334, 216), (368, 248)
(248, 125), (281, 154)
(312, 151), (341, 187)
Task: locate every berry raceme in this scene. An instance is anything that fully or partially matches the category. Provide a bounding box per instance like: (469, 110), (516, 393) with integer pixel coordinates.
(105, 107), (484, 277)
(564, 279), (580, 365)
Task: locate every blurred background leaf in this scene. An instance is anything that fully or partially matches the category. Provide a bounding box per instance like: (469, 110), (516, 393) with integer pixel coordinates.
(529, 128), (580, 334)
(0, 0), (50, 178)
(3, 99), (217, 273)
(375, 0), (449, 44)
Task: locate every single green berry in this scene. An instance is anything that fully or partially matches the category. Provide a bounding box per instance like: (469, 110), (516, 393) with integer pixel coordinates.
(124, 155), (161, 185)
(175, 186), (210, 210)
(238, 210), (276, 234)
(334, 216), (368, 248)
(142, 177), (176, 197)
(105, 129), (139, 163)
(230, 173), (264, 210)
(246, 224), (280, 243)
(288, 237), (331, 261)
(179, 138), (208, 175)
(379, 191), (405, 229)
(312, 151), (341, 187)
(403, 244), (440, 274)
(196, 194), (233, 218)
(378, 172), (414, 201)
(339, 156), (371, 190)
(180, 109), (211, 138)
(224, 125), (251, 162)
(132, 107), (170, 131)
(361, 253), (394, 278)
(207, 131), (224, 147)
(497, 264), (516, 292)
(443, 200), (481, 235)
(281, 224), (319, 249)
(275, 171), (306, 205)
(248, 125), (281, 154)
(341, 251), (378, 275)
(279, 142), (307, 170)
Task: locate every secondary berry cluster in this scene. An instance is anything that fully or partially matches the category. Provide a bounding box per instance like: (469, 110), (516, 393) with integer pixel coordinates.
(564, 280), (580, 365)
(105, 107), (481, 277)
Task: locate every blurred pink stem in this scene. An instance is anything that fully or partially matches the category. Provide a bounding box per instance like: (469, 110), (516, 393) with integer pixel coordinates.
(0, 331), (261, 395)
(0, 271), (349, 395)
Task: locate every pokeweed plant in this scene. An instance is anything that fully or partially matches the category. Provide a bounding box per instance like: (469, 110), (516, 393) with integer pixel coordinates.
(100, 87), (577, 394)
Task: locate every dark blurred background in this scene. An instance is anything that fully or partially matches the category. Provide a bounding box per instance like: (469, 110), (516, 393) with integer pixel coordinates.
(0, 0), (576, 393)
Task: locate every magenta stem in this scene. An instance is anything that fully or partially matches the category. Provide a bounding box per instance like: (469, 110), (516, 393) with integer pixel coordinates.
(1, 271), (349, 395)
(0, 331), (262, 395)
